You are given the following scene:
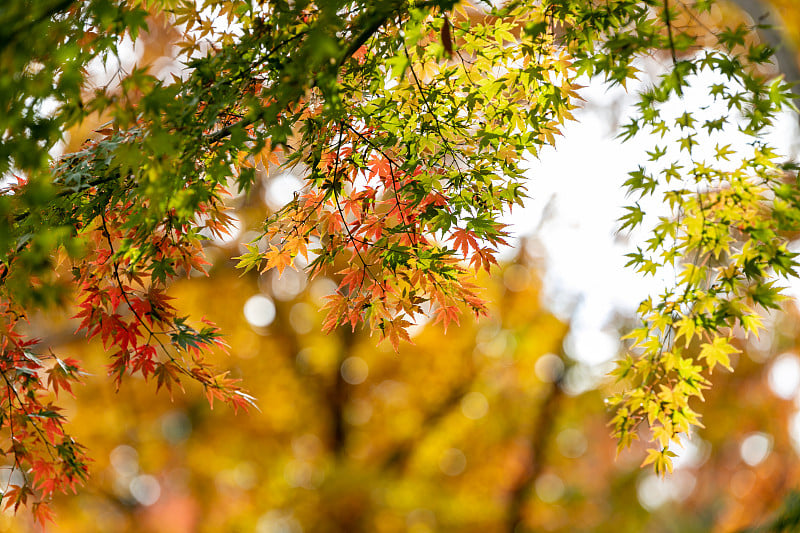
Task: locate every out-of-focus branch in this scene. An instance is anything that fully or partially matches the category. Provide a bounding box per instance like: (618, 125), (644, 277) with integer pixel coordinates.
(727, 0), (800, 100)
(380, 380), (474, 472)
(329, 330), (356, 457)
(505, 367), (565, 533)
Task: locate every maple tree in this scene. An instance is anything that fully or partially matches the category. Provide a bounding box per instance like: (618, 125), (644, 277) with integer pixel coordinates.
(1, 0), (800, 522)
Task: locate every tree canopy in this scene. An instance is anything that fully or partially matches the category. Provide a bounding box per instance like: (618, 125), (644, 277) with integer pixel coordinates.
(1, 0), (799, 523)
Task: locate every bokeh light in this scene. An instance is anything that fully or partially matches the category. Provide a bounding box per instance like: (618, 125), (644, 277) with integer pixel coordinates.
(243, 294), (276, 328)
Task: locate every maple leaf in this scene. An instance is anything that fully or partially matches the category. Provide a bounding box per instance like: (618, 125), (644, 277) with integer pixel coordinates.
(337, 266), (366, 294)
(641, 447), (677, 476)
(154, 362), (185, 399)
(263, 245), (294, 276)
(368, 153), (392, 179)
(698, 336), (738, 374)
(321, 294), (349, 333)
(132, 345), (158, 378)
(40, 414), (65, 445)
(469, 246), (499, 273)
(32, 501), (55, 526)
(3, 484), (31, 512)
(285, 236), (309, 262)
(432, 303), (461, 333)
(253, 144), (280, 169)
(46, 358), (83, 398)
(379, 318), (412, 352)
(451, 227), (479, 257)
(31, 460), (56, 496)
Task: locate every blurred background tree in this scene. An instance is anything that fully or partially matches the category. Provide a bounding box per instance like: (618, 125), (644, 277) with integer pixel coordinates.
(5, 1), (800, 532)
(9, 221), (800, 533)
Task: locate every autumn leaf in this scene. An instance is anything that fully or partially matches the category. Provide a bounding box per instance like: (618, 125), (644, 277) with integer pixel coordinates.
(380, 318), (413, 352)
(698, 336), (738, 374)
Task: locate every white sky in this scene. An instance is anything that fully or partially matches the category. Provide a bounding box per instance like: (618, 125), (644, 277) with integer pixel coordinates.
(504, 64), (800, 367)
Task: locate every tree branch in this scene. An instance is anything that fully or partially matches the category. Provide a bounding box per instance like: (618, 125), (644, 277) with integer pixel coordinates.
(505, 362), (565, 532)
(204, 0), (450, 146)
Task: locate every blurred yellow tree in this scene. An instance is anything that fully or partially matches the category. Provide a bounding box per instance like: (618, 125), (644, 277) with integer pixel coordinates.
(5, 0), (800, 530)
(7, 241), (800, 532)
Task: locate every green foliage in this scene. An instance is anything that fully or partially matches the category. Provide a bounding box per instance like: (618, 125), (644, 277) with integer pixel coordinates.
(606, 27), (799, 471)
